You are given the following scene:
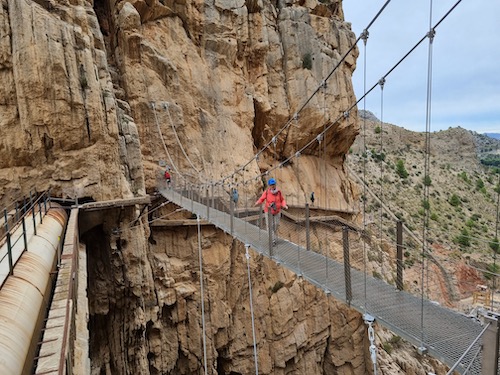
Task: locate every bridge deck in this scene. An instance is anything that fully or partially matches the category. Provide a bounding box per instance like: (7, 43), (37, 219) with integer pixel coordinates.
(160, 188), (484, 374)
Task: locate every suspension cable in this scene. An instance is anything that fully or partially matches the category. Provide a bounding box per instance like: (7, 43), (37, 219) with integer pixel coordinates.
(245, 244), (259, 375)
(197, 215), (208, 374)
(235, 0), (462, 191)
(378, 78), (385, 254)
(361, 27), (369, 311)
(163, 102), (203, 179)
(324, 118), (327, 210)
(217, 1), (394, 185)
(420, 0), (435, 352)
(492, 175), (500, 310)
(445, 322), (490, 375)
(151, 102), (185, 182)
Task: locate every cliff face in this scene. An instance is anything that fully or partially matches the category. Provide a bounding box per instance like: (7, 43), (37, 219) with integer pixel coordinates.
(0, 0), (359, 208)
(0, 0), (446, 374)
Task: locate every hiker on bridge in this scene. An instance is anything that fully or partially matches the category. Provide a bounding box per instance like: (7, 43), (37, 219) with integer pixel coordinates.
(164, 168), (172, 189)
(255, 178), (288, 245)
(231, 188), (239, 207)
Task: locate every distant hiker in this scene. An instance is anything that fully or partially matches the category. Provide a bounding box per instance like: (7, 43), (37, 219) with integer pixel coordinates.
(310, 192), (315, 205)
(164, 169), (171, 188)
(232, 188), (239, 207)
(255, 178), (288, 245)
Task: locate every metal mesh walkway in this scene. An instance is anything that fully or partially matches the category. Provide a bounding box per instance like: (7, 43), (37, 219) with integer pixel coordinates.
(160, 188), (486, 374)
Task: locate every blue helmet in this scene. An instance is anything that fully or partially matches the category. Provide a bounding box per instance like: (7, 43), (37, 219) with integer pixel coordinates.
(268, 178), (276, 186)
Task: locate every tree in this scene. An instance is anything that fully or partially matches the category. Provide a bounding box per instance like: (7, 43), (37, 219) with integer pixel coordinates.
(302, 53), (312, 70)
(422, 199), (430, 210)
(395, 160), (409, 179)
(449, 194), (461, 207)
(476, 178), (485, 191)
(455, 228), (470, 248)
(423, 175), (432, 186)
(490, 237), (500, 254)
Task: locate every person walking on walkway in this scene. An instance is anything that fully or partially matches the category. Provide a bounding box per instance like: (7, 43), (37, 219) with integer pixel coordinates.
(231, 188), (239, 207)
(255, 178), (288, 245)
(164, 168), (172, 189)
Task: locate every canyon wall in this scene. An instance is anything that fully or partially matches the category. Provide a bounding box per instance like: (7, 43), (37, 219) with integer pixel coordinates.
(0, 0), (449, 373)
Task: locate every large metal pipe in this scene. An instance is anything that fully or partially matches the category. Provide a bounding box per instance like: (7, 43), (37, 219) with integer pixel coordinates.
(0, 204), (67, 375)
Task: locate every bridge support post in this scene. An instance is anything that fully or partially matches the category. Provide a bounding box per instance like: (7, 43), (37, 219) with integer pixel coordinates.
(343, 227), (352, 304)
(230, 195), (234, 236)
(206, 185), (210, 220)
(211, 183), (215, 213)
(30, 192), (37, 236)
(482, 313), (499, 375)
(6, 232), (13, 275)
(396, 220), (404, 291)
(3, 208), (8, 234)
(305, 203), (310, 251)
(22, 216), (28, 251)
(190, 186), (194, 212)
(3, 209), (13, 275)
(268, 211), (274, 258)
(38, 199), (43, 223)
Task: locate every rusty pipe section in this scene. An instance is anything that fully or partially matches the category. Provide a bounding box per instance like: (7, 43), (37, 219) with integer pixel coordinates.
(0, 204), (67, 375)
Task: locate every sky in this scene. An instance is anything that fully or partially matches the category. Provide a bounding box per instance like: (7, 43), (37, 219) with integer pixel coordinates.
(342, 0), (500, 134)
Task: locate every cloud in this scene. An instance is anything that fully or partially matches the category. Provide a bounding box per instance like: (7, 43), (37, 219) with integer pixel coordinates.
(343, 0), (500, 134)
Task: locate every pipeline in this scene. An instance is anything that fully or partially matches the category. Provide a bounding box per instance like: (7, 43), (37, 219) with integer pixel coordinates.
(0, 204), (67, 375)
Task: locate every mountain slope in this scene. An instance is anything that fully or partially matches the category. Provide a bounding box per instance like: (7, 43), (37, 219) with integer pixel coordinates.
(347, 111), (500, 306)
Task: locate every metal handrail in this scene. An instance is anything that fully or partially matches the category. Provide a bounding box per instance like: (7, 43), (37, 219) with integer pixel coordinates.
(0, 190), (51, 278)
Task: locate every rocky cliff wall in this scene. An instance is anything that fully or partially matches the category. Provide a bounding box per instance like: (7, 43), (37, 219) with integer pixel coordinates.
(1, 0), (449, 374)
(0, 0), (359, 209)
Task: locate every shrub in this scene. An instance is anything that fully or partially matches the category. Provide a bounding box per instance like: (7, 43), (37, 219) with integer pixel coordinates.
(374, 126), (381, 134)
(449, 194), (461, 207)
(484, 263), (500, 280)
(490, 237), (499, 254)
(476, 178), (485, 191)
(455, 228), (470, 248)
(458, 171), (470, 184)
(395, 160), (409, 179)
(302, 53), (312, 70)
(422, 199), (430, 210)
(389, 335), (402, 346)
(465, 219), (476, 228)
(383, 342), (393, 354)
(423, 175), (432, 186)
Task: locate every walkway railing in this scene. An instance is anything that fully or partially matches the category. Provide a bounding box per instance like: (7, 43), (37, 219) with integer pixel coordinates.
(0, 191), (53, 288)
(159, 186), (497, 375)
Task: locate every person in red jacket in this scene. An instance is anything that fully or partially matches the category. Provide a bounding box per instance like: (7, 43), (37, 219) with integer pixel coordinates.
(164, 169), (171, 189)
(255, 178), (288, 245)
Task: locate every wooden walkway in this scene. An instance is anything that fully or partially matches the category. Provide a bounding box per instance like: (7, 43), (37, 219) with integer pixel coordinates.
(78, 196), (150, 211)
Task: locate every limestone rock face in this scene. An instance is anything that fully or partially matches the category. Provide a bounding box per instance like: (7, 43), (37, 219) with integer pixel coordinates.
(0, 0), (145, 201)
(1, 0), (442, 374)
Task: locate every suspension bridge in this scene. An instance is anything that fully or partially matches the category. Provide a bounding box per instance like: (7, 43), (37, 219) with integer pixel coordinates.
(0, 0), (498, 374)
(157, 185), (500, 374)
(143, 0), (500, 371)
